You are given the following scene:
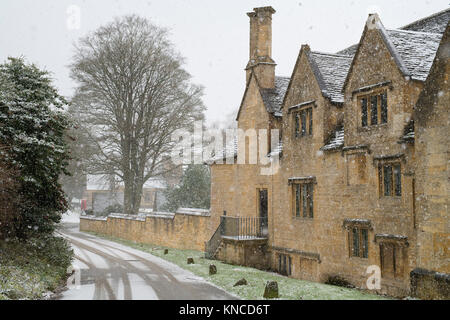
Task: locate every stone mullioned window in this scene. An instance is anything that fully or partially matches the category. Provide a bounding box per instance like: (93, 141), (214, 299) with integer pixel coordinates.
(359, 90), (388, 127)
(349, 226), (369, 258)
(294, 107), (313, 138)
(378, 163), (402, 197)
(292, 183), (314, 218)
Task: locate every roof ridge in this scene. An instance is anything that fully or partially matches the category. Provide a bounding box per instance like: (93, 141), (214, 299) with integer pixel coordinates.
(387, 28), (443, 36)
(311, 51), (353, 59)
(275, 75), (291, 79)
(400, 7), (450, 30)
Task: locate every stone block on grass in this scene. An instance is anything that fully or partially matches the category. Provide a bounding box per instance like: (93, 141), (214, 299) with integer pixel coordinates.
(209, 264), (217, 275)
(233, 278), (248, 287)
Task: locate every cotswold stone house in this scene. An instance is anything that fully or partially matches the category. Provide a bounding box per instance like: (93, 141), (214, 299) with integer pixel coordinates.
(207, 7), (449, 298)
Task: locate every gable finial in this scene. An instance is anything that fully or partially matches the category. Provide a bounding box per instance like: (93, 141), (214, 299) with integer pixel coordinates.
(366, 13), (382, 30)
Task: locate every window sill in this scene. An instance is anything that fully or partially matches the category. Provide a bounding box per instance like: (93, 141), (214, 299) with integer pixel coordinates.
(379, 196), (402, 200)
(293, 135), (313, 140)
(349, 256), (369, 261)
(293, 216), (314, 221)
(357, 123), (388, 132)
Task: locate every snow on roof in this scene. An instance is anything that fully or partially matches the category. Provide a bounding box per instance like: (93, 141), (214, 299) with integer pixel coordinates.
(260, 76), (290, 116)
(310, 52), (353, 103)
(336, 8), (449, 56)
(385, 29), (443, 81)
(321, 128), (345, 151)
(336, 44), (358, 56)
(401, 8), (450, 34)
(288, 100), (316, 111)
(399, 119), (415, 143)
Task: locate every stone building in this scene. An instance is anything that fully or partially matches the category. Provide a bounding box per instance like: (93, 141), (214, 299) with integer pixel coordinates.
(207, 6), (449, 298)
(83, 174), (167, 213)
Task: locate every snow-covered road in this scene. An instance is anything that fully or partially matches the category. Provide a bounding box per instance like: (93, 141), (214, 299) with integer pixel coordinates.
(56, 215), (236, 300)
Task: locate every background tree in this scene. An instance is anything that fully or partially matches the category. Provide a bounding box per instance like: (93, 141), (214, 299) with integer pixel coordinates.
(59, 105), (98, 206)
(0, 57), (71, 238)
(70, 15), (205, 214)
(162, 164), (210, 212)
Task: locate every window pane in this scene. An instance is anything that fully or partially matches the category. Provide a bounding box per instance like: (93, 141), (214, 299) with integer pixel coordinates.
(380, 92), (388, 124)
(308, 184), (314, 218)
(370, 95), (378, 125)
(352, 228), (359, 257)
(378, 165), (383, 196)
(361, 98), (368, 127)
(295, 184), (300, 217)
(288, 256), (292, 275)
(302, 184), (308, 217)
(361, 229), (368, 258)
(308, 108), (313, 135)
(394, 164), (401, 196)
(278, 255), (282, 272)
(295, 114), (300, 137)
(384, 165), (393, 196)
(301, 110), (307, 136)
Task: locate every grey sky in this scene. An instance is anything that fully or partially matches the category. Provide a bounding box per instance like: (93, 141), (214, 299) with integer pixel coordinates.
(0, 0), (448, 124)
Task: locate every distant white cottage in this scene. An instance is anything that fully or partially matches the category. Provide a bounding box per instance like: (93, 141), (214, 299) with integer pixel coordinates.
(83, 174), (168, 213)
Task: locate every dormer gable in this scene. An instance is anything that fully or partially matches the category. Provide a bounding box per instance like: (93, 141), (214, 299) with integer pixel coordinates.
(282, 45), (352, 110)
(236, 70), (289, 122)
(343, 14), (443, 92)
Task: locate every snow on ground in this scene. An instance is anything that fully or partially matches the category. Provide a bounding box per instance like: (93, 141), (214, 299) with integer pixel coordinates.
(61, 210), (80, 224)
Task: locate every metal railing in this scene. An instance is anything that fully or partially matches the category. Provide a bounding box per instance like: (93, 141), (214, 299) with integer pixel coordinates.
(205, 217), (225, 259)
(221, 216), (268, 239)
(205, 216), (268, 259)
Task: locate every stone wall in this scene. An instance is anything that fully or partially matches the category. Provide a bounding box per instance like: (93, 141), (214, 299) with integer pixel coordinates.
(411, 26), (450, 299)
(410, 269), (450, 300)
(80, 209), (211, 251)
(215, 238), (269, 270)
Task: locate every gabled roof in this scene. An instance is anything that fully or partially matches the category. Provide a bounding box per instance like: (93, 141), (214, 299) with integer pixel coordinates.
(342, 14), (444, 91)
(337, 8), (449, 56)
(260, 76), (290, 117)
(236, 71), (290, 120)
(309, 52), (353, 103)
(401, 8), (450, 34)
(385, 29), (443, 81)
(282, 45), (352, 108)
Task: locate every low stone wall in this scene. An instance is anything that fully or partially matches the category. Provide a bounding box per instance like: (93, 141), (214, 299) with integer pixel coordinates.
(410, 268), (450, 300)
(80, 208), (211, 251)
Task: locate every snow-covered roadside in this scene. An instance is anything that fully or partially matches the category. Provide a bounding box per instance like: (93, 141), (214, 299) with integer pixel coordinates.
(60, 210), (81, 224)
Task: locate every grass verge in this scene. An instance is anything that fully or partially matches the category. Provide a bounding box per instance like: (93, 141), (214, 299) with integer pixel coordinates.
(0, 235), (73, 300)
(87, 232), (390, 300)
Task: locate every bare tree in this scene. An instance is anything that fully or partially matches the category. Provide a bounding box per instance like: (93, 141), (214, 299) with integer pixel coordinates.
(70, 15), (205, 214)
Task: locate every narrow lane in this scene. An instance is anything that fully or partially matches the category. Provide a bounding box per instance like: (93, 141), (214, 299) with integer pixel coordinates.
(56, 224), (237, 300)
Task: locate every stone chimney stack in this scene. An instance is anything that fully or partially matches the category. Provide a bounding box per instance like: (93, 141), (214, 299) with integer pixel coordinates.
(246, 6), (276, 89)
